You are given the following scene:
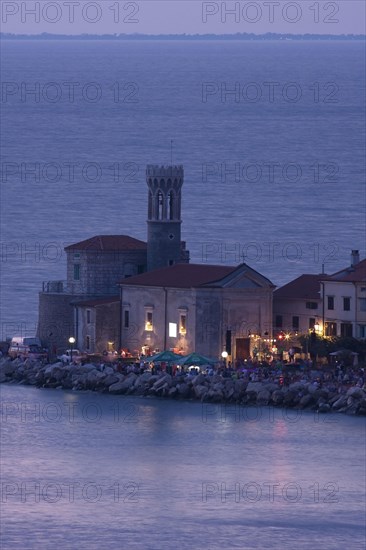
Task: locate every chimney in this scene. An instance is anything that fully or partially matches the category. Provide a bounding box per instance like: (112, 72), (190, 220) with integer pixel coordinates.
(351, 250), (360, 266)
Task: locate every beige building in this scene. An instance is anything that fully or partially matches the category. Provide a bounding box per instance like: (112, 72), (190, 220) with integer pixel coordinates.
(274, 251), (366, 340)
(273, 274), (326, 336)
(118, 262), (274, 361)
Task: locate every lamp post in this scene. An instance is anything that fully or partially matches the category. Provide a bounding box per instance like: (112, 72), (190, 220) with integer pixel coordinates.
(68, 337), (76, 363)
(221, 350), (228, 368)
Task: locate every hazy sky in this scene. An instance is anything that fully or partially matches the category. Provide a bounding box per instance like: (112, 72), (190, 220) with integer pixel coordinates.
(1, 1), (365, 35)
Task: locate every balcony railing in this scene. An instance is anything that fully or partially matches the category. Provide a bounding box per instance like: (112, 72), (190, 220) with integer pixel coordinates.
(42, 281), (67, 293)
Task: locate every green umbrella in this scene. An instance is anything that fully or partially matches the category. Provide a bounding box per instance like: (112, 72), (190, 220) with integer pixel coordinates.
(177, 352), (218, 366)
(148, 350), (182, 363)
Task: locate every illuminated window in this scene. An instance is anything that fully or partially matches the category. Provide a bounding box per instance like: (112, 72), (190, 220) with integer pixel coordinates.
(145, 311), (153, 331)
(179, 314), (187, 334)
(325, 322), (337, 336)
(169, 323), (177, 337)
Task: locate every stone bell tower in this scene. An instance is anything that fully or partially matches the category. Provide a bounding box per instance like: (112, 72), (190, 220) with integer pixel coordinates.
(146, 165), (189, 271)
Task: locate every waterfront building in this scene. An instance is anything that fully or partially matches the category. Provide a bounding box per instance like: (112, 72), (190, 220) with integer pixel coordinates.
(274, 250), (366, 341)
(118, 262), (274, 360)
(320, 252), (366, 339)
(37, 164), (275, 357)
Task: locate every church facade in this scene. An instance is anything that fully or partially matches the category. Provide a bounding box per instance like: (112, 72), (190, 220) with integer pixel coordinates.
(119, 263), (274, 360)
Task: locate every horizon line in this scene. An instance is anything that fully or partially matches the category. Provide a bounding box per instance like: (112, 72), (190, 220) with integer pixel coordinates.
(1, 31), (365, 40)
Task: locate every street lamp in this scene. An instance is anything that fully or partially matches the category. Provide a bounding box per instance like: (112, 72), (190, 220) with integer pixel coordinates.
(221, 350), (228, 367)
(68, 336), (76, 363)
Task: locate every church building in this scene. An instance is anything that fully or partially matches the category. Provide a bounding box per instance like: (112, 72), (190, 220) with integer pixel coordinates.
(37, 164), (275, 360)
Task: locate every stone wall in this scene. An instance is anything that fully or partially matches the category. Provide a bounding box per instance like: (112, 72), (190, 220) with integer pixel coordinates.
(66, 249), (147, 295)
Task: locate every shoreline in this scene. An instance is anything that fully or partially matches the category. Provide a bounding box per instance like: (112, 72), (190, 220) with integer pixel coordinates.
(1, 357), (365, 416)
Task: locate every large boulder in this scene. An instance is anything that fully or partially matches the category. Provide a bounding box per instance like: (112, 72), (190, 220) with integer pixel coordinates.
(346, 387), (365, 399)
(246, 382), (265, 394)
(256, 389), (271, 405)
(152, 374), (172, 392)
(176, 383), (191, 397)
(332, 396), (348, 410)
(271, 390), (284, 405)
(289, 382), (307, 393)
(299, 394), (314, 408)
(109, 373), (137, 394)
(318, 403), (331, 413)
(283, 391), (297, 406)
(263, 382), (280, 393)
(194, 384), (208, 400)
(192, 373), (207, 387)
(1, 360), (17, 376)
(103, 374), (120, 387)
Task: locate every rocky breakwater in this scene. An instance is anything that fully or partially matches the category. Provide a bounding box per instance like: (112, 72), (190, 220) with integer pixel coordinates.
(1, 357), (366, 416)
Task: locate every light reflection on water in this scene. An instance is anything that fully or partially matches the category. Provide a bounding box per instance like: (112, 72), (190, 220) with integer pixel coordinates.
(0, 385), (365, 549)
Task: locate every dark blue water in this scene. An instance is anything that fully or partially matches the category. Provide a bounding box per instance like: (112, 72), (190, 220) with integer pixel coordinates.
(1, 384), (365, 550)
(1, 40), (365, 337)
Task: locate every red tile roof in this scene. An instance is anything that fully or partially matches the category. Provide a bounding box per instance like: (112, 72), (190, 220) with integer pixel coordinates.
(274, 274), (328, 300)
(327, 259), (366, 283)
(119, 263), (237, 288)
(65, 235), (146, 251)
(75, 296), (120, 307)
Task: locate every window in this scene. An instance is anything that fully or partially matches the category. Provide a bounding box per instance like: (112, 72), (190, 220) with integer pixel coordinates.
(169, 323), (177, 337)
(358, 325), (366, 338)
(325, 322), (337, 337)
(73, 264), (80, 281)
(179, 314), (187, 334)
(124, 310), (129, 329)
(169, 260), (174, 266)
(306, 302), (318, 310)
(86, 309), (91, 324)
(327, 296), (334, 310)
(145, 311), (153, 331)
(275, 315), (283, 328)
(158, 191), (164, 220)
(309, 318), (316, 329)
(340, 323), (353, 337)
(292, 316), (299, 330)
(137, 265), (145, 274)
(359, 298), (366, 312)
(86, 336), (90, 351)
(343, 297), (351, 311)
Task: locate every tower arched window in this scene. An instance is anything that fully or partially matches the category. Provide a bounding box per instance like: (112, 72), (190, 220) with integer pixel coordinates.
(148, 192), (153, 219)
(158, 191), (164, 220)
(168, 191), (175, 220)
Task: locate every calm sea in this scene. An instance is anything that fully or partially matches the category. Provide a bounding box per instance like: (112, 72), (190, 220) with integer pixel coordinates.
(0, 384), (365, 550)
(0, 40), (365, 337)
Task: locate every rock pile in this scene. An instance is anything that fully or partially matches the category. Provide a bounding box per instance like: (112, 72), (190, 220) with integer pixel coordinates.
(1, 357), (365, 416)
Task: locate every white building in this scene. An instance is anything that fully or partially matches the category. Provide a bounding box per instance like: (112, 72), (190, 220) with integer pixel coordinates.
(321, 251), (366, 339)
